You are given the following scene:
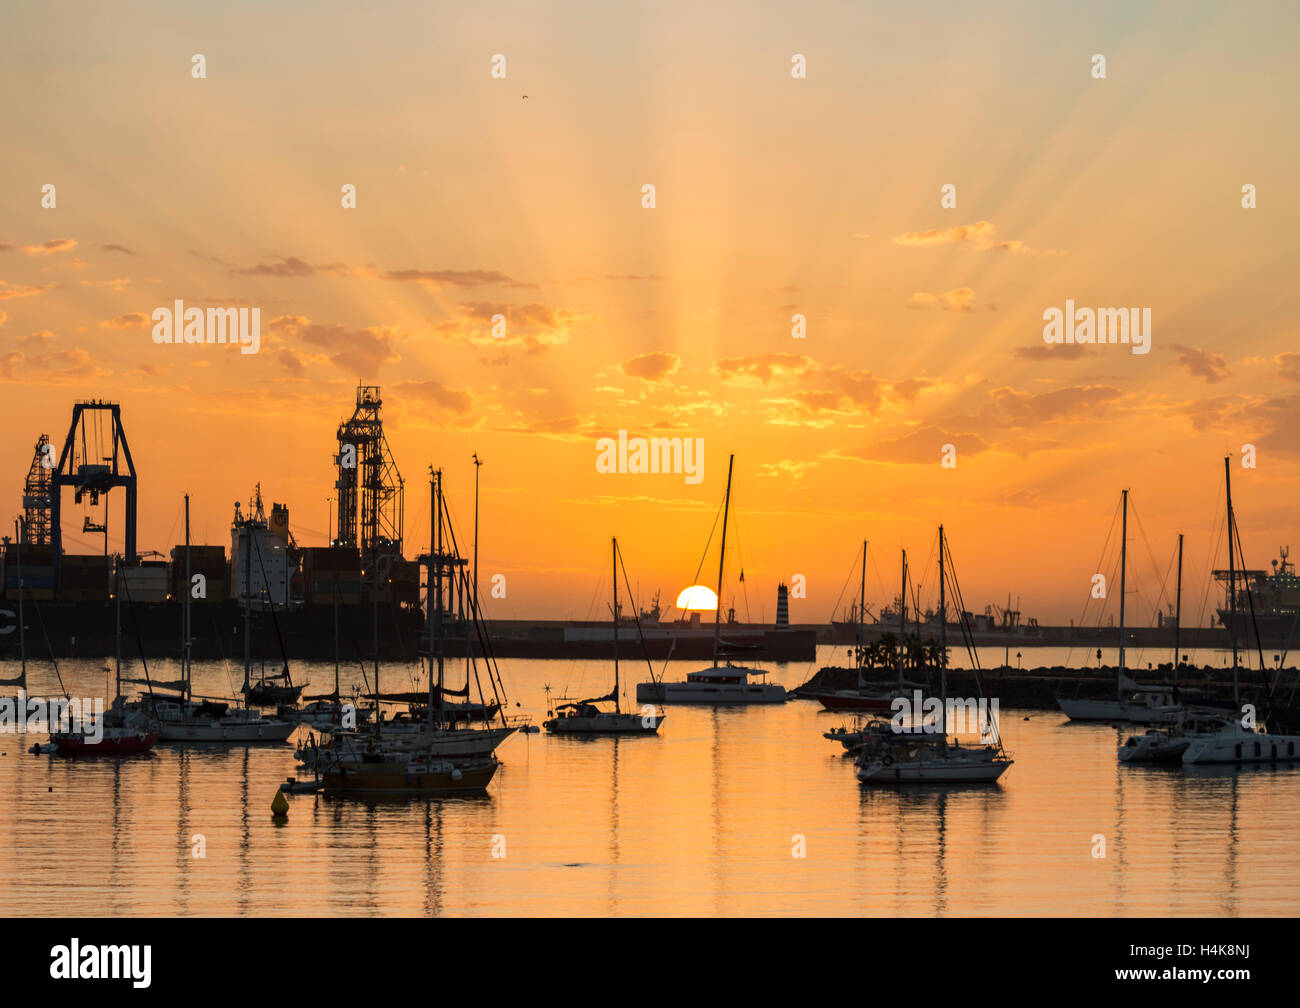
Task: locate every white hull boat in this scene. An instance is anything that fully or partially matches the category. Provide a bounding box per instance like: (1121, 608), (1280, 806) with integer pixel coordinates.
(1058, 689), (1185, 724)
(158, 715), (296, 743)
(1182, 721), (1300, 765)
(545, 708), (664, 735)
(637, 672), (786, 705)
(857, 739), (1013, 784)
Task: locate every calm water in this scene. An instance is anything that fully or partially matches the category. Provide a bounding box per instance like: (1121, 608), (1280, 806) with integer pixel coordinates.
(1, 647), (1297, 916)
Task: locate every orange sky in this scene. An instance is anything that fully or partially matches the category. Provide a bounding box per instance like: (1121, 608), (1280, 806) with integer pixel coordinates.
(2, 1), (1299, 625)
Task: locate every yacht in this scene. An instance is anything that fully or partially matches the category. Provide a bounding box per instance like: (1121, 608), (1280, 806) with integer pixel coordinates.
(546, 538), (665, 734)
(635, 455), (787, 706)
(856, 525), (1014, 786)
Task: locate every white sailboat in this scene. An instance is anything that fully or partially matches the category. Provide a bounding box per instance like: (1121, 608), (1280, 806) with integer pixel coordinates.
(1182, 457), (1300, 766)
(857, 525), (1013, 784)
(1059, 489), (1190, 725)
(152, 494), (295, 743)
(636, 454), (786, 705)
(545, 537), (665, 734)
(321, 466), (521, 794)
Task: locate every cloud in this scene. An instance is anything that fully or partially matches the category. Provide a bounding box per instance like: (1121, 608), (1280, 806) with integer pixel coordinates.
(19, 238), (78, 256)
(392, 378), (474, 414)
(622, 351), (680, 381)
(233, 256), (315, 277)
(1170, 344), (1229, 384)
(99, 312), (149, 329)
(30, 347), (110, 383)
(101, 244), (136, 256)
(0, 282), (53, 300)
(381, 268), (514, 289)
(438, 301), (593, 355)
(851, 426), (992, 465)
(714, 353), (812, 386)
(756, 459), (818, 480)
(908, 287), (978, 312)
(891, 220), (1053, 254)
(1014, 344), (1089, 360)
(986, 384), (1122, 426)
(268, 314), (399, 377)
(81, 277), (132, 291)
(891, 378), (935, 401)
(1276, 352), (1300, 382)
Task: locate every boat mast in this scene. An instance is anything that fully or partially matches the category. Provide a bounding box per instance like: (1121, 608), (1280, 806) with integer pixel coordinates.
(15, 519), (26, 692)
(612, 536), (620, 714)
(1118, 489), (1128, 692)
(115, 552), (121, 704)
(1173, 532), (1183, 682)
(898, 549), (907, 689)
(938, 525), (947, 738)
(711, 454), (735, 669)
(242, 501), (251, 705)
(857, 540), (866, 690)
(1225, 456), (1239, 706)
(435, 468), (445, 719)
(426, 468), (436, 730)
(184, 493), (192, 704)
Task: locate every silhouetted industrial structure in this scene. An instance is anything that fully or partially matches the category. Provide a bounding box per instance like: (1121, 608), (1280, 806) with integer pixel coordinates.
(333, 385), (404, 558)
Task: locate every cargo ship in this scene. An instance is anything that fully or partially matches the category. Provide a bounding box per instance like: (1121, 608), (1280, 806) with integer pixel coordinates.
(1215, 546), (1300, 651)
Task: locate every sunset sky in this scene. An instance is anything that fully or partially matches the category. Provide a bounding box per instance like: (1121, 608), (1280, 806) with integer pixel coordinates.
(2, 0), (1298, 626)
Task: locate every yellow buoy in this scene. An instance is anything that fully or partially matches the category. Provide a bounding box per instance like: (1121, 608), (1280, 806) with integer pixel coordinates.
(271, 789), (289, 817)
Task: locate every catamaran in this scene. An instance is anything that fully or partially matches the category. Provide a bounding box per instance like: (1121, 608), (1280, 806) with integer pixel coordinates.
(636, 455), (786, 705)
(856, 525), (1014, 784)
(546, 537), (665, 734)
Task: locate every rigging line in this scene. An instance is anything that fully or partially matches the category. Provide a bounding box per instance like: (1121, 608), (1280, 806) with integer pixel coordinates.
(1075, 494), (1122, 635)
(616, 543), (663, 687)
(690, 494), (726, 593)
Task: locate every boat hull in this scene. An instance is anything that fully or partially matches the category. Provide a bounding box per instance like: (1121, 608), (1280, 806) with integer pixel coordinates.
(323, 759), (498, 796)
(1182, 730), (1300, 765)
(636, 682), (786, 704)
(544, 712), (663, 734)
(51, 731), (160, 755)
(1118, 734), (1189, 762)
(813, 691), (896, 713)
(158, 719), (296, 743)
(1057, 697), (1182, 724)
(857, 756), (1013, 783)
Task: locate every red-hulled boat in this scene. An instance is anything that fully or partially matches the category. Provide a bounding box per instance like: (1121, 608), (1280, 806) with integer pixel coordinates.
(50, 727), (161, 756)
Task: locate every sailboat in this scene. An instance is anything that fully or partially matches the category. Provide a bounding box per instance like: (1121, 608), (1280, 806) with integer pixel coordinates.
(50, 550), (161, 756)
(1183, 458), (1300, 766)
(321, 466), (518, 795)
(809, 544), (920, 713)
(148, 494), (295, 743)
(1057, 490), (1188, 725)
(545, 537), (665, 735)
(856, 525), (1014, 784)
(636, 455), (786, 705)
